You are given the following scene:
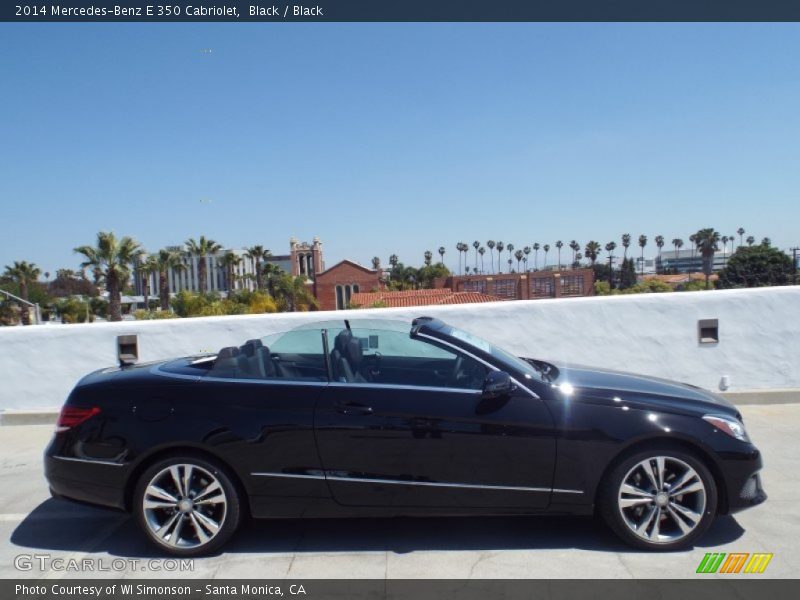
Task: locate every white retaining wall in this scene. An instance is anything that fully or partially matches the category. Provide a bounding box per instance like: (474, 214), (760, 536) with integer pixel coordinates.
(0, 287), (798, 411)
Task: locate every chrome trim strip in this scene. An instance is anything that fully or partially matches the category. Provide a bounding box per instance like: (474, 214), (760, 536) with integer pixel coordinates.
(251, 472), (326, 481)
(416, 333), (541, 400)
(327, 382), (479, 395)
(53, 455), (125, 467)
(250, 471), (582, 494)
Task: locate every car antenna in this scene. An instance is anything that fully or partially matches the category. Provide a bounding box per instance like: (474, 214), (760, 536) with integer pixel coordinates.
(344, 319), (351, 331)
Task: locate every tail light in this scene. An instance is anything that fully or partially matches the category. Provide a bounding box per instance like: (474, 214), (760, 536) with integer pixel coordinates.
(55, 406), (101, 433)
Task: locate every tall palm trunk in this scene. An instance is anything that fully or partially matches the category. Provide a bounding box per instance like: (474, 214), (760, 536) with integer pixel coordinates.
(198, 256), (207, 293)
(19, 282), (30, 325)
(142, 275), (149, 310)
(107, 271), (122, 321)
(255, 259), (263, 290)
(159, 271), (170, 311)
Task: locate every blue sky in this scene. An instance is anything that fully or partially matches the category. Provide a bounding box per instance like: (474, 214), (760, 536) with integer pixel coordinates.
(1, 23), (799, 275)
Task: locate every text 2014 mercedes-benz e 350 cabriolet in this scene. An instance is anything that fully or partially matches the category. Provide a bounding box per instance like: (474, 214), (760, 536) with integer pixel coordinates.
(45, 317), (765, 555)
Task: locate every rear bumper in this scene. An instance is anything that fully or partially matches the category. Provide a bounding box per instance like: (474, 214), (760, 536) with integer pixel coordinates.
(44, 454), (128, 511)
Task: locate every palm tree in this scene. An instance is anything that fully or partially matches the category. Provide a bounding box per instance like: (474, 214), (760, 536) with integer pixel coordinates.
(274, 275), (318, 312)
(721, 236), (729, 261)
(689, 234), (697, 263)
(2, 260), (41, 325)
(75, 231), (143, 321)
(185, 236), (222, 294)
(523, 246), (531, 271)
(137, 256), (159, 310)
(262, 263), (284, 298)
(693, 228), (721, 289)
(244, 245), (270, 290)
(424, 250), (433, 266)
(621, 234), (631, 259)
(437, 247), (445, 266)
(454, 243), (464, 275)
(555, 240), (563, 269)
(371, 256), (381, 270)
(737, 227), (745, 246)
(486, 240), (496, 274)
(605, 242), (617, 287)
(514, 249), (524, 272)
(472, 241), (480, 272)
(542, 244), (550, 269)
(746, 236), (755, 246)
(496, 242), (505, 272)
(506, 244), (515, 272)
(654, 235), (665, 273)
(671, 238), (684, 272)
(637, 235), (648, 276)
(150, 248), (185, 311)
(532, 243), (540, 270)
(389, 254), (399, 268)
(478, 246), (486, 273)
(569, 240), (579, 267)
(761, 237), (771, 247)
(218, 251), (242, 293)
(585, 241), (601, 266)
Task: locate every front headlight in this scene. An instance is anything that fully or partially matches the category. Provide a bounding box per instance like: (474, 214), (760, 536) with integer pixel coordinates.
(703, 414), (749, 442)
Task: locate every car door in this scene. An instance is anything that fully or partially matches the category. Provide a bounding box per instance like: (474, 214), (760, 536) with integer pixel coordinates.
(314, 325), (557, 509)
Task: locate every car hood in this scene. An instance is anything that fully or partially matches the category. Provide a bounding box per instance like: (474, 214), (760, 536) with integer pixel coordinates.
(538, 361), (738, 417)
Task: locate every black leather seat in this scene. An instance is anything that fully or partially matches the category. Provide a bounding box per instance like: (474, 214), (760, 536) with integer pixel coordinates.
(331, 329), (366, 383)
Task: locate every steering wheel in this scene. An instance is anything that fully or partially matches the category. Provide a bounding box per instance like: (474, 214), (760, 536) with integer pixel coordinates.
(450, 355), (465, 387)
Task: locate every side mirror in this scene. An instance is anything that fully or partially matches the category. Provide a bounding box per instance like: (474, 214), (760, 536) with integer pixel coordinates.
(482, 371), (514, 399)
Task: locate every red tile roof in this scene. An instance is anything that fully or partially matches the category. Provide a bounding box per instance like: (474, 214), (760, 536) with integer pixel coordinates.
(350, 289), (503, 308)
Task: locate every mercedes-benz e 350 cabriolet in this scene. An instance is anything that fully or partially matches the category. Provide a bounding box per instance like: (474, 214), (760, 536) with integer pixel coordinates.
(45, 317), (765, 555)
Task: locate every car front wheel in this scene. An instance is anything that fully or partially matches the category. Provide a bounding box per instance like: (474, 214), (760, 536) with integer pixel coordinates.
(133, 455), (242, 556)
(600, 447), (718, 551)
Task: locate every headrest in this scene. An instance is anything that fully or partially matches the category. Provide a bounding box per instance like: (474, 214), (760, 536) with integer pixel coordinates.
(344, 338), (363, 366)
(241, 339), (263, 357)
(334, 329), (353, 353)
(217, 346), (241, 360)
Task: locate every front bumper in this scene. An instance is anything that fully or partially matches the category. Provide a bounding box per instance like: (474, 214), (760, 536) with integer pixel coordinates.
(716, 443), (767, 514)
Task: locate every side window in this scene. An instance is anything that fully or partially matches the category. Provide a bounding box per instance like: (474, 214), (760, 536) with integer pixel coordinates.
(208, 329), (326, 382)
(328, 327), (488, 390)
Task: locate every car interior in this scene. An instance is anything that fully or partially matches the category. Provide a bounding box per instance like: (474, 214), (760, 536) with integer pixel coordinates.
(204, 327), (487, 390)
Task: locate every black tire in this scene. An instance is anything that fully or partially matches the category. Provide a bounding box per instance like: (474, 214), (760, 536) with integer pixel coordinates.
(598, 445), (718, 551)
(133, 454), (242, 557)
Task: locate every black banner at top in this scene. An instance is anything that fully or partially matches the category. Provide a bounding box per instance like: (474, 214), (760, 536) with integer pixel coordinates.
(4, 1), (800, 23)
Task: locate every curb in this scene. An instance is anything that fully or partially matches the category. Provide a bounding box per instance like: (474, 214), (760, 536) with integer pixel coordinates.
(0, 409), (60, 426)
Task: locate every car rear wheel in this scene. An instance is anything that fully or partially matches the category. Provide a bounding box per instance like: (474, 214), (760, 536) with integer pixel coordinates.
(133, 455), (241, 556)
(599, 447), (718, 550)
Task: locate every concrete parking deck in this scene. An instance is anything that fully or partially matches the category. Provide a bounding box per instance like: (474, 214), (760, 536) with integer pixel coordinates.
(2, 404), (798, 579)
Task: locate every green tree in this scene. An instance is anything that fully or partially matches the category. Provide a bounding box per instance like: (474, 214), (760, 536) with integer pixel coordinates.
(532, 242), (540, 270)
(437, 247), (446, 266)
(737, 227), (746, 246)
(717, 243), (793, 288)
(693, 228), (721, 289)
(424, 250), (433, 266)
(555, 240), (563, 269)
(185, 236), (222, 294)
(74, 232), (143, 321)
(478, 246), (486, 273)
(136, 256), (158, 311)
(496, 242), (504, 272)
(619, 257), (637, 289)
(472, 241), (480, 272)
(486, 240), (495, 273)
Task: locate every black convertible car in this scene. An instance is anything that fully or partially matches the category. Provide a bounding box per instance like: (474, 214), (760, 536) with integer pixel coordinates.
(45, 317), (765, 555)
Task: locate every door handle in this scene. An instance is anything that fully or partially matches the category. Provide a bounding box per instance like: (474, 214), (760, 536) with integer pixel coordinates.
(334, 401), (374, 416)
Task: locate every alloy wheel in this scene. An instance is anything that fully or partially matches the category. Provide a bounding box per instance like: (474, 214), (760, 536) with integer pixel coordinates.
(617, 455), (707, 544)
(142, 463), (227, 549)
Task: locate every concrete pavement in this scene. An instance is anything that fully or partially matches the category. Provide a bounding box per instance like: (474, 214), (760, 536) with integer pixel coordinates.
(2, 404), (799, 579)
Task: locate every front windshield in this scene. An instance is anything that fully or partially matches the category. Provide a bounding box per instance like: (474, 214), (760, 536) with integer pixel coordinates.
(444, 326), (545, 381)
